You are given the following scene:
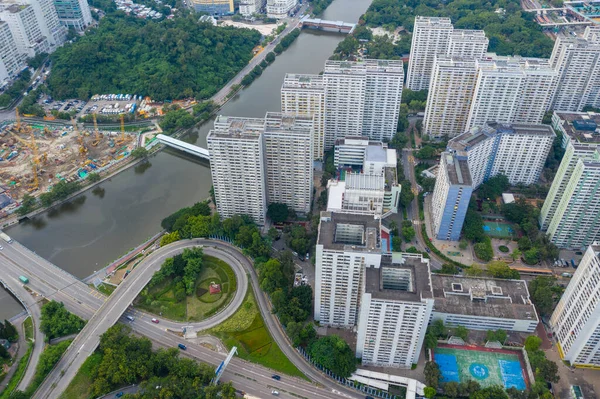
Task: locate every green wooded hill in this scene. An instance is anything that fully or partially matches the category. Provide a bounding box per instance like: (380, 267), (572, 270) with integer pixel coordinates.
(47, 14), (261, 101)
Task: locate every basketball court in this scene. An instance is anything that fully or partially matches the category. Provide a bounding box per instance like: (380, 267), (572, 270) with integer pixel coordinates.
(433, 345), (528, 390)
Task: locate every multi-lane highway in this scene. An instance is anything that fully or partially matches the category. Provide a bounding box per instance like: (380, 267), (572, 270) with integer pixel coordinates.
(0, 238), (362, 399)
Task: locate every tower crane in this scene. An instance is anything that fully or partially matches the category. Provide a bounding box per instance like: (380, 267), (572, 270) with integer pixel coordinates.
(116, 114), (128, 146)
(72, 118), (88, 158)
(91, 113), (101, 146)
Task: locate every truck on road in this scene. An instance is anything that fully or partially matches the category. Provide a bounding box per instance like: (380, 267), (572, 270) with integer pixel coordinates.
(0, 232), (13, 243)
(19, 276), (29, 284)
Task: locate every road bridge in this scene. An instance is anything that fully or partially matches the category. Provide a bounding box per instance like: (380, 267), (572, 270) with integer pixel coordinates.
(156, 134), (210, 159)
(300, 17), (356, 33)
(0, 238), (366, 399)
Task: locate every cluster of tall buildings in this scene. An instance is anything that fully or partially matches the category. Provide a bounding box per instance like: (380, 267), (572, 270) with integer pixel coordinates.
(282, 60), (404, 157)
(209, 59), (405, 226)
(0, 0), (91, 83)
(416, 17), (600, 140)
(236, 0), (296, 18)
(410, 16), (600, 249)
(431, 122), (555, 241)
(314, 211), (538, 368)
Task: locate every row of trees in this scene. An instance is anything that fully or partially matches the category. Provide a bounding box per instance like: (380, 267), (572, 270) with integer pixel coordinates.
(47, 14), (262, 101)
(17, 180), (82, 216)
(161, 204), (272, 260)
(159, 106), (196, 134)
(528, 276), (564, 317)
(40, 301), (86, 340)
(86, 325), (236, 398)
(0, 70), (32, 108)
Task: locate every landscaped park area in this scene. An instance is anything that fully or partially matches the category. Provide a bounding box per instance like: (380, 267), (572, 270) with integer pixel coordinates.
(433, 345), (529, 390)
(135, 255), (236, 322)
(206, 287), (304, 378)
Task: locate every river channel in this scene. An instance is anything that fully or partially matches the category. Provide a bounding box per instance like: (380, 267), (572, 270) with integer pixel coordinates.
(0, 0), (373, 318)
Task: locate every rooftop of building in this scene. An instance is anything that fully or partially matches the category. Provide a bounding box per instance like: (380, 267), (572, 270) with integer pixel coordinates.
(264, 112), (313, 132)
(282, 73), (325, 90)
(442, 152), (472, 186)
(553, 111), (600, 145)
(324, 59), (404, 74)
(1, 3), (29, 13)
(335, 136), (385, 147)
(434, 55), (478, 68)
(477, 54), (554, 72)
(449, 122), (555, 152)
(414, 15), (452, 25)
(318, 211), (382, 252)
(365, 253), (433, 302)
(431, 274), (537, 321)
(365, 145), (387, 163)
(450, 29), (488, 39)
(209, 115), (264, 140)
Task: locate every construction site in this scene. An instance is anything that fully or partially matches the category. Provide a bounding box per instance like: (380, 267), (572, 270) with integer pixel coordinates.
(0, 110), (139, 211)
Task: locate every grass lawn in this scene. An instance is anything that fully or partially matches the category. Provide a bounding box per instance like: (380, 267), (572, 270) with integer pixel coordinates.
(95, 283), (116, 296)
(206, 286), (305, 379)
(135, 255), (237, 322)
(0, 343), (32, 399)
(60, 352), (102, 399)
(23, 316), (33, 341)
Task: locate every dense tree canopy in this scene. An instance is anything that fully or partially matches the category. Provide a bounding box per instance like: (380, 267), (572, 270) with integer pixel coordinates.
(361, 0), (554, 58)
(40, 301), (86, 339)
(87, 325), (235, 398)
(307, 335), (356, 377)
(47, 14), (261, 100)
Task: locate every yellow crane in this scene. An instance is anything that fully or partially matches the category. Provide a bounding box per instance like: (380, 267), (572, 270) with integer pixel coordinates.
(116, 114), (128, 146)
(91, 113), (101, 146)
(15, 108), (21, 132)
(72, 118), (88, 158)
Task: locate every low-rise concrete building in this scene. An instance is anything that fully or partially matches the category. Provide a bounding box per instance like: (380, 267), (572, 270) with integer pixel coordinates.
(430, 274), (539, 333)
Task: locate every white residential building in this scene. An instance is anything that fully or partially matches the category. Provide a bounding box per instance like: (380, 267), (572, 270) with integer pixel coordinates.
(24, 0), (66, 50)
(362, 59), (404, 142)
(546, 158), (600, 249)
(551, 243), (600, 367)
(430, 153), (473, 241)
(0, 4), (49, 57)
(356, 253), (434, 368)
(263, 112), (313, 215)
(405, 16), (453, 91)
(315, 212), (384, 327)
(207, 116), (267, 225)
(323, 59), (403, 148)
(281, 73), (325, 160)
(431, 275), (538, 333)
(0, 20), (23, 83)
(540, 112), (600, 248)
(406, 16), (487, 91)
(447, 29), (489, 59)
(448, 122), (555, 188)
(239, 0), (264, 16)
(266, 0), (296, 19)
(52, 0), (92, 31)
(550, 28), (600, 112)
(465, 55), (558, 130)
(423, 56), (478, 138)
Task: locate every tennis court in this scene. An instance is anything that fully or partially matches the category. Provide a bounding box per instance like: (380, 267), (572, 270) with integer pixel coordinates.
(482, 220), (515, 238)
(433, 346), (527, 390)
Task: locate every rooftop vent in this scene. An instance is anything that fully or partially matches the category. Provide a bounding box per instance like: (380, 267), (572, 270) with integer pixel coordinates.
(452, 283), (463, 292)
(491, 286), (503, 296)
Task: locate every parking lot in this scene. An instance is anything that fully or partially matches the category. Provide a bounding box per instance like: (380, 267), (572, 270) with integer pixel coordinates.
(40, 93), (140, 118)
